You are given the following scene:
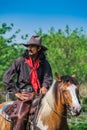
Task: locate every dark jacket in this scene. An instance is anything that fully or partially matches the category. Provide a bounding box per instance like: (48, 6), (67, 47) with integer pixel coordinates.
(3, 50), (53, 93)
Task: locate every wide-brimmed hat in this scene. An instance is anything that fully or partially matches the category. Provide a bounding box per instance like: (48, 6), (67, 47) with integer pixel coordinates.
(22, 36), (48, 51)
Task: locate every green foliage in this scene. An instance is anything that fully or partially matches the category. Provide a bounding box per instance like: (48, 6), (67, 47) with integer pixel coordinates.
(69, 113), (87, 130)
(68, 105), (87, 130)
(42, 26), (87, 84)
(0, 23), (27, 87)
(0, 23), (87, 88)
(69, 123), (87, 130)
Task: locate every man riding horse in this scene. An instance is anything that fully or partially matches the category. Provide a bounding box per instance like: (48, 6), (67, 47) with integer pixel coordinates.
(3, 35), (53, 130)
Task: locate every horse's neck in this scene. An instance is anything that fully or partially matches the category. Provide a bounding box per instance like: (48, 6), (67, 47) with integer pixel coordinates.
(36, 84), (67, 130)
(39, 84), (67, 119)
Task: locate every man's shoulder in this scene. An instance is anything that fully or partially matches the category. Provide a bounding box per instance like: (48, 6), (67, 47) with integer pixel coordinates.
(15, 56), (25, 64)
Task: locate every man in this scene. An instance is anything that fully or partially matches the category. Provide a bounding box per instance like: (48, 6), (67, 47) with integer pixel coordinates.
(3, 35), (53, 130)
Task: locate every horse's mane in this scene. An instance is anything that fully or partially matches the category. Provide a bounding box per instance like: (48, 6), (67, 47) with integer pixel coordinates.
(61, 75), (79, 85)
(40, 80), (56, 117)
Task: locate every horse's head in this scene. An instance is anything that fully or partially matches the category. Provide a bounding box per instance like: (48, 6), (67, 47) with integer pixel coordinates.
(55, 73), (81, 116)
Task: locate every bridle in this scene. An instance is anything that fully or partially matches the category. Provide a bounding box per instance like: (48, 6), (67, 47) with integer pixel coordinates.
(46, 82), (72, 119)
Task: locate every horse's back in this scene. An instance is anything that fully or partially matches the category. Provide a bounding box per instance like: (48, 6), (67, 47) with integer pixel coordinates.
(0, 115), (10, 130)
(0, 101), (13, 108)
(0, 102), (6, 108)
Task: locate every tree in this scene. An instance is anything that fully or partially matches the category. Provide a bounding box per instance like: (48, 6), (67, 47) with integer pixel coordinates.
(0, 23), (27, 89)
(42, 26), (87, 83)
(0, 23), (87, 90)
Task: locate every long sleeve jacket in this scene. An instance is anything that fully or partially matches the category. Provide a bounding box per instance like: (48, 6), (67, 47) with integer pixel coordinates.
(3, 55), (53, 93)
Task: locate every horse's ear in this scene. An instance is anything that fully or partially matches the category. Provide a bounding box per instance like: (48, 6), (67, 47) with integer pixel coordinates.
(55, 72), (62, 82)
(72, 74), (76, 78)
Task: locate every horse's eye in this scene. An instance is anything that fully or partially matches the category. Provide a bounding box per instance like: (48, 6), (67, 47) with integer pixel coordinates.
(66, 79), (69, 82)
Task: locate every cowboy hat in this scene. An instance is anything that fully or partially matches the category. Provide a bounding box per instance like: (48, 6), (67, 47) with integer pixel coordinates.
(22, 35), (48, 51)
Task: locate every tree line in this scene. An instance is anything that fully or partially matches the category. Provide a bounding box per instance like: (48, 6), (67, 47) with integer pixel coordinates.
(0, 23), (87, 89)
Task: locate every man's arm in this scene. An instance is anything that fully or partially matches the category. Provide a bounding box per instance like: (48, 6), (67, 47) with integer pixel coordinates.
(3, 60), (19, 93)
(40, 60), (53, 94)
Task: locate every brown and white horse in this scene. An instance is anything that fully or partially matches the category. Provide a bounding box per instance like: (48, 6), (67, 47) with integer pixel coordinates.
(0, 74), (81, 130)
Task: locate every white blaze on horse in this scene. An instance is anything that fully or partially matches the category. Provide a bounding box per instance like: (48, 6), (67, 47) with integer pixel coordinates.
(0, 74), (81, 130)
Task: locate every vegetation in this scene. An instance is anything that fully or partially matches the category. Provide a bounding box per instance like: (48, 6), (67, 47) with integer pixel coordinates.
(0, 22), (87, 128)
(0, 23), (87, 88)
(0, 23), (87, 102)
(0, 23), (28, 89)
(68, 100), (87, 130)
(69, 123), (87, 130)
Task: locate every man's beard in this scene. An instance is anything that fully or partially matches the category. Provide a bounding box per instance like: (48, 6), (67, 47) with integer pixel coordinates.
(28, 50), (38, 59)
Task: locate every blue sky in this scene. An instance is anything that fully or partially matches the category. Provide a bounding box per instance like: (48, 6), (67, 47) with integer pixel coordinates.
(0, 0), (87, 42)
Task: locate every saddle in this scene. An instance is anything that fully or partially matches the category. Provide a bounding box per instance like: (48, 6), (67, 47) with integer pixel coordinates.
(3, 92), (43, 130)
(4, 92), (34, 118)
(0, 101), (14, 121)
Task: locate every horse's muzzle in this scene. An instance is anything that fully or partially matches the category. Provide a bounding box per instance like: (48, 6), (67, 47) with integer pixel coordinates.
(71, 105), (81, 116)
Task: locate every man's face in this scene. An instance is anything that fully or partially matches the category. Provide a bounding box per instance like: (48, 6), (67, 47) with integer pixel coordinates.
(28, 45), (41, 56)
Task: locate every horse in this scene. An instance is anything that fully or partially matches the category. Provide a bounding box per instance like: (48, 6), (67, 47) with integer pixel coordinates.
(0, 74), (81, 130)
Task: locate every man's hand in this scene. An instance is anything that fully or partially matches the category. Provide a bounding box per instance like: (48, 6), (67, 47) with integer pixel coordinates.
(15, 92), (33, 101)
(40, 87), (47, 94)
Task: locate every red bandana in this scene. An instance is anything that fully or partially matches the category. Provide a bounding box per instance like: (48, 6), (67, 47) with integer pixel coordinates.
(25, 57), (40, 93)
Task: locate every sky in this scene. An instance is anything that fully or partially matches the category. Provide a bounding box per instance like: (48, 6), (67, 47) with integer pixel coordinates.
(0, 0), (87, 42)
